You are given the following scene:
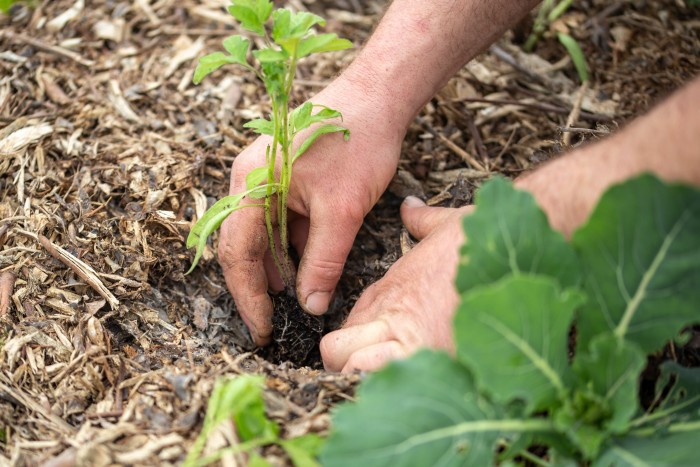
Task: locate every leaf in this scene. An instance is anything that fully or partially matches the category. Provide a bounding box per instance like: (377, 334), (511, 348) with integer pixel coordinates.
(555, 335), (646, 459)
(222, 35), (250, 65)
(244, 118), (274, 136)
(228, 0), (273, 35)
(455, 275), (585, 413)
(254, 48), (288, 63)
(571, 334), (646, 434)
(290, 102), (313, 133)
(280, 434), (325, 467)
(185, 194), (245, 273)
(322, 350), (506, 467)
(247, 184), (277, 199)
(557, 33), (589, 83)
(457, 177), (581, 294)
(643, 362), (700, 426)
(0, 0), (14, 14)
(294, 124), (349, 161)
(271, 9), (291, 41)
(289, 11), (325, 37)
(193, 52), (240, 84)
(298, 34), (352, 58)
(571, 174), (700, 354)
(246, 166), (268, 190)
(594, 430), (700, 467)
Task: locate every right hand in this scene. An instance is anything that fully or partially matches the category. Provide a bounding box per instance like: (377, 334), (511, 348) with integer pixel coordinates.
(217, 76), (407, 345)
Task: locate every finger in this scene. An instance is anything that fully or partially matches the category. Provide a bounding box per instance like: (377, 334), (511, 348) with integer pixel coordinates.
(341, 341), (407, 373)
(263, 250), (285, 293)
(289, 216), (310, 258)
(320, 319), (392, 372)
(400, 196), (457, 240)
(219, 212), (273, 346)
(296, 204), (363, 315)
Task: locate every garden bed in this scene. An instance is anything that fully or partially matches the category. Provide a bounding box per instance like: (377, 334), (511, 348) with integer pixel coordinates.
(1, 0), (699, 464)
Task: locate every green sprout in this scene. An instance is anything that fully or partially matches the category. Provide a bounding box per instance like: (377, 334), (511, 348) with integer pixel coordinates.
(187, 0), (352, 292)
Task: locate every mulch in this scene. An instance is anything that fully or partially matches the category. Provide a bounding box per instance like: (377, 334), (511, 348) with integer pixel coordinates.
(1, 0), (698, 465)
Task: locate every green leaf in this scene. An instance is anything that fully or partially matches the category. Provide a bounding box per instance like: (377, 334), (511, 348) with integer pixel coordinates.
(280, 434), (325, 467)
(557, 33), (589, 83)
(294, 124), (349, 161)
(322, 350), (511, 467)
(246, 166), (268, 190)
(455, 275), (585, 413)
(193, 52), (240, 84)
(289, 11), (325, 37)
(594, 430), (700, 467)
(291, 103), (343, 134)
(247, 184), (277, 200)
(641, 362), (700, 427)
(457, 177), (581, 294)
(244, 118), (274, 135)
(248, 453), (272, 467)
(222, 35), (250, 64)
(271, 9), (291, 41)
(228, 0), (273, 35)
(186, 194), (245, 273)
(571, 334), (646, 434)
(572, 174), (700, 354)
(298, 34), (352, 58)
(254, 48), (288, 63)
(0, 0), (14, 14)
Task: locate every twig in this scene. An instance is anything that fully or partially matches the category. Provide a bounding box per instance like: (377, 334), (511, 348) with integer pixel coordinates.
(0, 271), (15, 318)
(559, 127), (609, 135)
(489, 45), (548, 85)
(20, 231), (120, 310)
(0, 31), (95, 67)
(453, 96), (613, 122)
(562, 81), (589, 146)
(419, 120), (487, 172)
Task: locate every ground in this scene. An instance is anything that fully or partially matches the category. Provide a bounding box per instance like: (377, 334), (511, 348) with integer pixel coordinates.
(1, 0), (699, 465)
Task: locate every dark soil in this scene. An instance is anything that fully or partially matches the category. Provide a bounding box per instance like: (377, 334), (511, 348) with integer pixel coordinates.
(265, 293), (323, 368)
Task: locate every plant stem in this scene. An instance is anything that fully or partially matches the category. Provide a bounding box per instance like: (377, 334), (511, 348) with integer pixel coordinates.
(265, 99), (284, 283)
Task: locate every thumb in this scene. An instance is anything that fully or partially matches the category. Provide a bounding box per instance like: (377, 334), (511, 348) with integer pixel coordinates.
(400, 196), (457, 240)
(297, 205), (362, 316)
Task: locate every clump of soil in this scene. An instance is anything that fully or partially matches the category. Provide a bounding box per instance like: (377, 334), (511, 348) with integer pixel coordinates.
(264, 294), (324, 367)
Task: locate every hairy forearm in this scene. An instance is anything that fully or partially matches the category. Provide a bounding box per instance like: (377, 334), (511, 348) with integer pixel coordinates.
(335, 0), (540, 132)
(517, 75), (700, 236)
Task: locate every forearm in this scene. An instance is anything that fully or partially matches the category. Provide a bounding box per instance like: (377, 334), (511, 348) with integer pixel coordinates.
(331, 0), (540, 134)
(517, 75), (700, 236)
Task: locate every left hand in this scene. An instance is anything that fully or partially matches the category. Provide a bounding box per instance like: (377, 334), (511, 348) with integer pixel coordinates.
(320, 197), (473, 372)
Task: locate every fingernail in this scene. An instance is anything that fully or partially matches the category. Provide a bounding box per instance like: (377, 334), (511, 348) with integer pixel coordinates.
(403, 196), (425, 208)
(304, 291), (331, 315)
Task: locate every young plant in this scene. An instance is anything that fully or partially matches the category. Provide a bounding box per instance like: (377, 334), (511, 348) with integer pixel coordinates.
(184, 374), (324, 467)
(321, 175), (700, 466)
(187, 0), (352, 292)
(525, 0), (589, 83)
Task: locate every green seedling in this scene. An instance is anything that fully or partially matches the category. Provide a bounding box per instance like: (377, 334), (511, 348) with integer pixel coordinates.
(187, 0), (352, 291)
(525, 0), (589, 83)
(185, 374), (324, 467)
(322, 175), (700, 466)
(0, 0), (16, 13)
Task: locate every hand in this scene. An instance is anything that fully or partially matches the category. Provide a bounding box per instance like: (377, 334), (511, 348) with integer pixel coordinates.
(218, 77), (407, 346)
(320, 197), (473, 372)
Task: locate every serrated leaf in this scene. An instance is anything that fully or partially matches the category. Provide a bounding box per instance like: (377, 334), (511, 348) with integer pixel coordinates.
(571, 334), (646, 434)
(290, 102), (313, 132)
(289, 11), (325, 37)
(294, 124), (349, 161)
(254, 48), (288, 63)
(271, 9), (291, 41)
(571, 174), (700, 354)
(246, 166), (268, 191)
(322, 351), (507, 467)
(593, 430), (700, 467)
(222, 35), (250, 65)
(457, 177), (581, 294)
(280, 434), (324, 467)
(455, 275), (585, 413)
(193, 52), (239, 84)
(185, 194), (246, 273)
(298, 34), (352, 58)
(228, 0), (272, 35)
(244, 118), (274, 135)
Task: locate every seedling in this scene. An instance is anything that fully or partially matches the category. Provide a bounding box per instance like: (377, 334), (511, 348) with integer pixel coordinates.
(525, 0), (589, 83)
(322, 175), (700, 466)
(187, 0), (351, 292)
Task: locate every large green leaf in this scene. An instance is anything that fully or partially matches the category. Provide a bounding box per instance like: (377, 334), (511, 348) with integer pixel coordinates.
(228, 0), (273, 35)
(593, 430), (700, 467)
(193, 52), (240, 84)
(572, 174), (700, 354)
(323, 351), (515, 467)
(455, 275), (585, 413)
(457, 177), (580, 294)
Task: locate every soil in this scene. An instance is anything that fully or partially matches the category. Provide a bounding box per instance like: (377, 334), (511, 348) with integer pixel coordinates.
(1, 0), (699, 465)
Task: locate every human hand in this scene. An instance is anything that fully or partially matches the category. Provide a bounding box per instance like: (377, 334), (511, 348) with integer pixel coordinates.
(320, 197), (473, 373)
(218, 77), (407, 346)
